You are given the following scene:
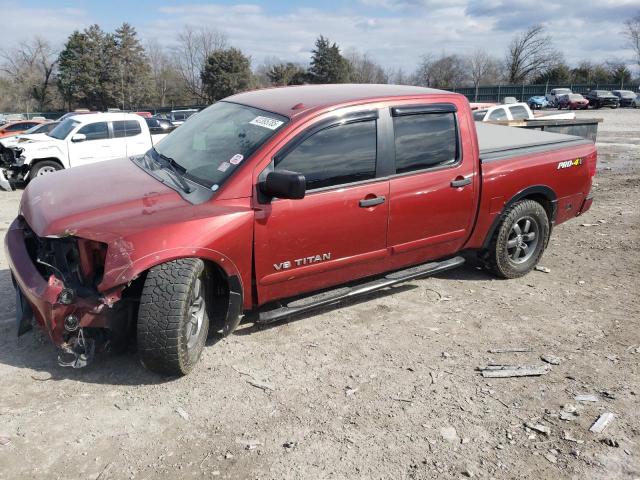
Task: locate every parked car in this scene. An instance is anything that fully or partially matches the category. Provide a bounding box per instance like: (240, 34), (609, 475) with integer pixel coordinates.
(611, 90), (637, 107)
(473, 102), (574, 122)
(545, 88), (572, 107)
(57, 110), (95, 121)
(633, 94), (640, 108)
(0, 120), (46, 139)
(168, 108), (198, 125)
(557, 93), (589, 110)
(134, 111), (153, 118)
(5, 84), (597, 375)
(145, 116), (177, 135)
(0, 113), (170, 186)
(584, 90), (619, 109)
(528, 96), (549, 109)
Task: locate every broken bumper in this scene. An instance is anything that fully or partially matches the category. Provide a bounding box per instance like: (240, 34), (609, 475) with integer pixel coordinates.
(0, 168), (11, 191)
(4, 218), (109, 346)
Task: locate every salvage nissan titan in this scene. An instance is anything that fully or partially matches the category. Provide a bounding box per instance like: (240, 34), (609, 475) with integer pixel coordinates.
(5, 84), (597, 375)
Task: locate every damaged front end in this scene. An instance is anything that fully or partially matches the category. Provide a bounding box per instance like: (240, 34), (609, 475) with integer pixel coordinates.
(6, 217), (135, 368)
(0, 144), (26, 191)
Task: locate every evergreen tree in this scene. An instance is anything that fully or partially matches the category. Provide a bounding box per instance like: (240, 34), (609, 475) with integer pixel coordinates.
(307, 36), (351, 84)
(200, 47), (252, 101)
(267, 62), (307, 86)
(114, 23), (152, 109)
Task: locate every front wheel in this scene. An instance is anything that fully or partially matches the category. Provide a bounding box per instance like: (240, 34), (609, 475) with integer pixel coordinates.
(137, 258), (210, 376)
(31, 160), (62, 178)
(485, 200), (549, 279)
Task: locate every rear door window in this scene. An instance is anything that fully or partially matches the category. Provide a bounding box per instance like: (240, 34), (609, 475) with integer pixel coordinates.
(78, 122), (109, 141)
(275, 120), (377, 190)
(488, 108), (507, 121)
(509, 105), (529, 120)
(392, 112), (458, 174)
(113, 120), (142, 138)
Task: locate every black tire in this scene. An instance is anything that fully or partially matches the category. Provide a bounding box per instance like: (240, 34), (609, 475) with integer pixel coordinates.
(137, 258), (210, 376)
(31, 160), (62, 178)
(485, 200), (549, 279)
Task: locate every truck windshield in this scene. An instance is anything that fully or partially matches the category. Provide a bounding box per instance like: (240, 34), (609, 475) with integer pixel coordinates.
(153, 101), (288, 188)
(48, 119), (80, 140)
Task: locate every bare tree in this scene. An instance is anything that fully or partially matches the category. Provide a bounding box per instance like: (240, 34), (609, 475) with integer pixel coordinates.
(415, 53), (467, 89)
(172, 26), (227, 102)
(344, 48), (388, 83)
(466, 49), (501, 100)
(624, 13), (640, 69)
(505, 25), (559, 84)
(0, 37), (58, 111)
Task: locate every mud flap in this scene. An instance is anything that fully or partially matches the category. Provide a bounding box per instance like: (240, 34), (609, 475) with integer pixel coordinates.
(15, 287), (33, 336)
(0, 168), (12, 192)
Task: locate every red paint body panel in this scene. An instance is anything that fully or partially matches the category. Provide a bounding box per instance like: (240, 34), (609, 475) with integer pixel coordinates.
(4, 85), (597, 348)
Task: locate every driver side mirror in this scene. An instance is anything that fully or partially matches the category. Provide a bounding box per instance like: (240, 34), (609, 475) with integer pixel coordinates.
(259, 170), (306, 200)
(71, 133), (86, 143)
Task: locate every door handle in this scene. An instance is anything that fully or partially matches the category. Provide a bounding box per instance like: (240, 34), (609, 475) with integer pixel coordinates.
(450, 176), (472, 188)
(359, 196), (386, 208)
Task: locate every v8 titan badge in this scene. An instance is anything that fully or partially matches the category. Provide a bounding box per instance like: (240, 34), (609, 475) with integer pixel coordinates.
(557, 158), (583, 170)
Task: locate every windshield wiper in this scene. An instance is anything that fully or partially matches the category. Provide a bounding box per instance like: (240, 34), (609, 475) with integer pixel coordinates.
(151, 148), (193, 194)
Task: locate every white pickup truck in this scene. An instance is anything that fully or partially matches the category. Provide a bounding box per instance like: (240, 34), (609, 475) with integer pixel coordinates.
(0, 112), (169, 190)
(472, 102), (575, 122)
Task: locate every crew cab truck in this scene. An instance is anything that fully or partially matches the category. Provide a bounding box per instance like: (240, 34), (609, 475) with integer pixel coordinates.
(0, 112), (170, 188)
(5, 84), (597, 375)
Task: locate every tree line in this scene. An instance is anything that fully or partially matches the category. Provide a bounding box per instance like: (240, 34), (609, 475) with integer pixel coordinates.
(1, 16), (639, 113)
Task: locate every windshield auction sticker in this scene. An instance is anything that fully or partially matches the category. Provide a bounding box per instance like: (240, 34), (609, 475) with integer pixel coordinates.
(217, 162), (231, 172)
(229, 154), (244, 165)
(249, 116), (284, 130)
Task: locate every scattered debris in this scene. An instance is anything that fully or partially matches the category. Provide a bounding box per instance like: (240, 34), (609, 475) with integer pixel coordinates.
(282, 441), (296, 449)
(534, 266), (551, 273)
(462, 466), (475, 477)
(247, 379), (275, 392)
(224, 452), (234, 460)
(0, 436), (11, 446)
(575, 394), (599, 402)
(479, 365), (549, 378)
(600, 391), (616, 400)
(540, 354), (561, 365)
(590, 412), (615, 433)
(175, 406), (190, 421)
(560, 404), (579, 421)
(605, 355), (619, 364)
(580, 223), (599, 227)
(345, 387), (358, 396)
(562, 431), (584, 444)
(600, 438), (619, 448)
(525, 422), (550, 436)
(440, 426), (459, 444)
(544, 452), (557, 464)
(236, 439), (262, 450)
(488, 347), (532, 353)
(392, 397), (413, 403)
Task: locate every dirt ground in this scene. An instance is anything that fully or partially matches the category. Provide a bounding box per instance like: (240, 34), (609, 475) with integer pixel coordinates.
(0, 108), (638, 480)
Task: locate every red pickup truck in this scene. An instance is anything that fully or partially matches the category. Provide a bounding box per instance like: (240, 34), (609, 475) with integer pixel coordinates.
(5, 85), (596, 375)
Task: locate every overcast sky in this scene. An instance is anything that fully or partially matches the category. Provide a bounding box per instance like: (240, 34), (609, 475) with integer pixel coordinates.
(4, 0), (639, 72)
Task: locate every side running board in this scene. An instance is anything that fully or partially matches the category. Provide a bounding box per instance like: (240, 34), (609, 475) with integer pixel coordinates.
(257, 256), (465, 324)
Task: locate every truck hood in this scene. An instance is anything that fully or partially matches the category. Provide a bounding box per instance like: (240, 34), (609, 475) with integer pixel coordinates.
(20, 137), (67, 160)
(20, 158), (195, 240)
(0, 133), (50, 148)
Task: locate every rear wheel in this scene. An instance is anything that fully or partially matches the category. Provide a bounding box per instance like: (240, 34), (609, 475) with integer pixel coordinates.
(31, 160), (62, 178)
(485, 200), (549, 279)
(137, 258), (210, 376)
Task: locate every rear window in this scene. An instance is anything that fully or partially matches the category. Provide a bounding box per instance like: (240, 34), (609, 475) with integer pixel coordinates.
(393, 112), (458, 174)
(113, 120), (142, 138)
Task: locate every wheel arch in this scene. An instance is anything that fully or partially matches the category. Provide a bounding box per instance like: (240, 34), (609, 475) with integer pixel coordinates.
(27, 157), (64, 179)
(103, 248), (245, 336)
(481, 185), (557, 250)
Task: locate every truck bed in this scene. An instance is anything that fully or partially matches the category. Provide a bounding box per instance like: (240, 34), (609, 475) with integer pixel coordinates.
(476, 122), (593, 163)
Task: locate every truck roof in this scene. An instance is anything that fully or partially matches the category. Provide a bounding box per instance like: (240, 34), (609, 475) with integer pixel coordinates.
(226, 84), (449, 118)
(67, 112), (144, 124)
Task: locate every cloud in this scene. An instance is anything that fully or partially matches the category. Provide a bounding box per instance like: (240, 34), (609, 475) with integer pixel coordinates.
(140, 1), (636, 71)
(0, 0), (636, 74)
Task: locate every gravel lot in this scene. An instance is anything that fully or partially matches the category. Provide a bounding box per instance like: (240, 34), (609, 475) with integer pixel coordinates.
(0, 108), (639, 479)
